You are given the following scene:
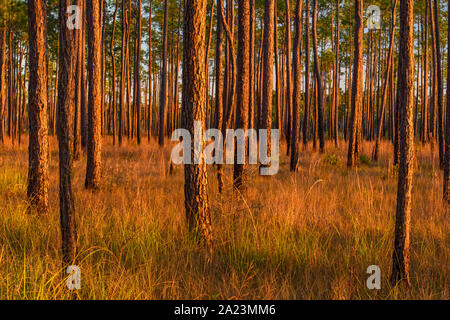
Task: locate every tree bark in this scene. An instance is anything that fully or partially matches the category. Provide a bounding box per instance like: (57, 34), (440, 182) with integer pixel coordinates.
(182, 0), (212, 248)
(347, 0), (363, 167)
(85, 0), (102, 190)
(27, 0), (49, 214)
(391, 0), (415, 287)
(312, 0), (324, 152)
(159, 0), (169, 146)
(290, 0), (303, 171)
(57, 0), (78, 265)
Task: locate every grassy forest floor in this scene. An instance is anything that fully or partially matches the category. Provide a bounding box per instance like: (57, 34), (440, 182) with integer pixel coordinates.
(0, 135), (448, 299)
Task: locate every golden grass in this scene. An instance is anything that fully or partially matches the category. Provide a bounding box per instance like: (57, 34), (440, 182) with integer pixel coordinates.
(0, 135), (448, 299)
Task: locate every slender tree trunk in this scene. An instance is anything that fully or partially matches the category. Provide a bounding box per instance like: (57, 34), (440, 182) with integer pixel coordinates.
(159, 0), (168, 146)
(444, 0), (450, 203)
(347, 0), (363, 167)
(312, 0), (324, 152)
(233, 0), (250, 190)
(148, 0), (153, 141)
(57, 0), (78, 265)
(27, 0), (49, 214)
(111, 0), (119, 145)
(290, 0), (303, 171)
(0, 29), (6, 144)
(134, 0), (142, 144)
(303, 0), (310, 148)
(285, 0), (292, 155)
(432, 0), (444, 168)
(373, 0), (397, 161)
(391, 0), (415, 287)
(215, 0), (225, 193)
(85, 0), (102, 190)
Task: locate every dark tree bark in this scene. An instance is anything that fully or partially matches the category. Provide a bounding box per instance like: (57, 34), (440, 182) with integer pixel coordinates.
(303, 0), (310, 147)
(148, 0), (152, 142)
(347, 0), (363, 167)
(284, 0), (292, 155)
(182, 0), (212, 247)
(57, 0), (79, 265)
(233, 0), (250, 190)
(444, 0), (450, 203)
(432, 0), (444, 168)
(0, 29), (5, 144)
(215, 0), (225, 193)
(134, 0), (142, 144)
(312, 0), (324, 152)
(119, 0), (128, 146)
(27, 0), (49, 214)
(333, 0), (339, 147)
(391, 0), (415, 287)
(110, 0), (119, 145)
(85, 0), (102, 190)
(74, 0), (84, 160)
(290, 0), (303, 171)
(260, 0), (274, 173)
(159, 0), (168, 146)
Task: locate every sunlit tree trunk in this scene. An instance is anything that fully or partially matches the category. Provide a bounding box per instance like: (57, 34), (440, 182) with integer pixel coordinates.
(182, 0), (212, 247)
(27, 0), (49, 213)
(347, 0), (363, 167)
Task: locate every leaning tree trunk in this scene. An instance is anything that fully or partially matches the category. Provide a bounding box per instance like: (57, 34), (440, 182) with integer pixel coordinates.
(290, 0), (303, 171)
(27, 0), (49, 214)
(312, 0), (324, 152)
(391, 0), (415, 287)
(182, 0), (212, 248)
(347, 0), (363, 168)
(373, 0), (397, 161)
(432, 0), (444, 168)
(85, 0), (102, 190)
(57, 0), (79, 265)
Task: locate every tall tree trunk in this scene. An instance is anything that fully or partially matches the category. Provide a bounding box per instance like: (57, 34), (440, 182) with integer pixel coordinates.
(347, 0), (363, 167)
(119, 0), (127, 146)
(111, 0), (119, 145)
(373, 0), (397, 161)
(312, 0), (324, 152)
(333, 0), (339, 147)
(57, 0), (78, 265)
(303, 0), (310, 148)
(159, 0), (168, 146)
(290, 0), (303, 171)
(421, 4), (429, 143)
(391, 0), (415, 287)
(0, 29), (6, 144)
(444, 0), (450, 203)
(215, 0), (225, 193)
(27, 0), (49, 214)
(285, 0), (292, 155)
(432, 0), (444, 168)
(233, 0), (250, 190)
(148, 0), (153, 142)
(182, 0), (212, 248)
(134, 0), (142, 144)
(260, 0), (274, 174)
(74, 0), (84, 160)
(85, 0), (102, 190)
